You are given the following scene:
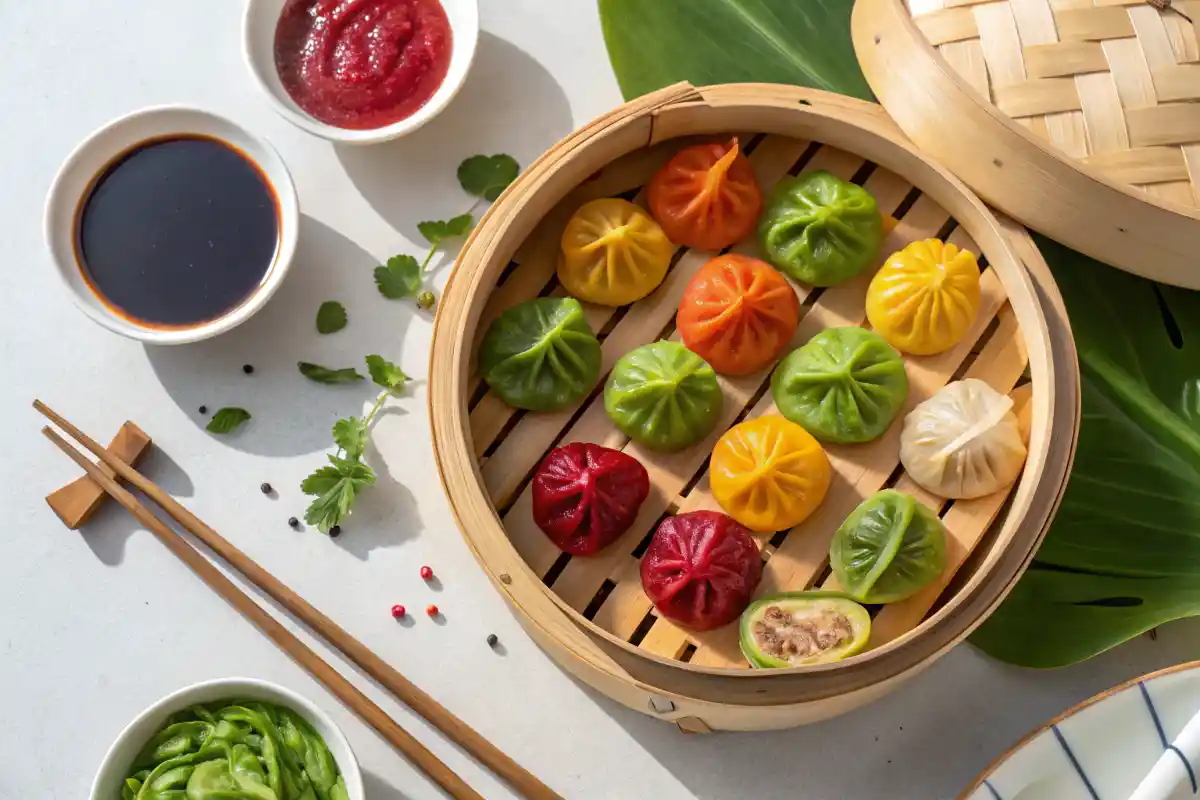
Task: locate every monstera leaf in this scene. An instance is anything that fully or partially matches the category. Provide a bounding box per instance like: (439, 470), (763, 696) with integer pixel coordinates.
(600, 4), (1200, 667)
(969, 237), (1200, 667)
(599, 0), (872, 101)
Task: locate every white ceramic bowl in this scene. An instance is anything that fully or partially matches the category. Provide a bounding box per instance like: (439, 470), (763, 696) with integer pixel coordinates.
(44, 106), (300, 345)
(243, 0), (479, 144)
(89, 677), (363, 800)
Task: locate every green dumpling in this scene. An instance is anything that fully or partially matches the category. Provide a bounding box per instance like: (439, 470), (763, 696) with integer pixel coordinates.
(771, 326), (908, 444)
(758, 170), (883, 286)
(605, 341), (723, 451)
(830, 490), (947, 604)
(479, 297), (602, 412)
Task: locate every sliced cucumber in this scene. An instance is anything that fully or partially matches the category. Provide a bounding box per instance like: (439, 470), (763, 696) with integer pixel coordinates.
(739, 591), (871, 668)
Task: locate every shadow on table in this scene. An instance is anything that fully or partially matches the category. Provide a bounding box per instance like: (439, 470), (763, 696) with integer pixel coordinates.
(335, 32), (574, 244)
(332, 432), (423, 560)
(588, 629), (1200, 800)
(145, 215), (417, 458)
(76, 446), (195, 565)
(361, 769), (413, 800)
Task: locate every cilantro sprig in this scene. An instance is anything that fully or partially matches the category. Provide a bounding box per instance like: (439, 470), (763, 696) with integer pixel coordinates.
(316, 301), (347, 334)
(458, 154), (520, 201)
(374, 154), (520, 304)
(374, 255), (422, 300)
(301, 354), (409, 533)
(297, 154), (513, 534)
(206, 407), (251, 434)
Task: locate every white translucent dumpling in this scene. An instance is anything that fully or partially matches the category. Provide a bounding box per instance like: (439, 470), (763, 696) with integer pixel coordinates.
(899, 379), (1028, 499)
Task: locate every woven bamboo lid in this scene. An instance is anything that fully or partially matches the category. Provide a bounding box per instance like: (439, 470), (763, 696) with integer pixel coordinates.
(853, 0), (1200, 288)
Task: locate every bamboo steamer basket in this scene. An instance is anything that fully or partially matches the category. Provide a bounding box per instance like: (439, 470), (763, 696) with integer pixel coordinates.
(853, 0), (1200, 289)
(429, 83), (1080, 731)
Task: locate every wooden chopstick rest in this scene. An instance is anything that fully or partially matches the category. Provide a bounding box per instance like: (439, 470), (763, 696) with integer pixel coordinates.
(33, 400), (562, 800)
(45, 421), (151, 529)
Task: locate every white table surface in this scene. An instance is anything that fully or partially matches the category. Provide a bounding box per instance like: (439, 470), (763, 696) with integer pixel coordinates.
(4, 1), (1197, 798)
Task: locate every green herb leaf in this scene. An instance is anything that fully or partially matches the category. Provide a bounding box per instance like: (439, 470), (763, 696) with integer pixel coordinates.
(206, 407), (251, 434)
(300, 465), (343, 497)
(316, 301), (348, 334)
(298, 362), (364, 384)
(458, 155), (519, 201)
(332, 416), (368, 460)
(374, 255), (423, 299)
(417, 213), (474, 247)
(301, 455), (377, 533)
(971, 236), (1200, 667)
(365, 354), (409, 393)
(599, 0), (872, 101)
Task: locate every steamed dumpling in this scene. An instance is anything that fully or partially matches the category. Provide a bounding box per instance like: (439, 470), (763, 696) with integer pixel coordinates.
(899, 379), (1027, 499)
(604, 341), (723, 451)
(559, 198), (675, 306)
(757, 170), (883, 287)
(866, 239), (982, 355)
(830, 490), (947, 604)
(771, 326), (909, 444)
(478, 297), (602, 412)
(710, 415), (831, 532)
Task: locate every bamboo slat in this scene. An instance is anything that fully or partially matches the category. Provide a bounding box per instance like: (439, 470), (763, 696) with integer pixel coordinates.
(471, 132), (1034, 670)
(429, 84), (1077, 731)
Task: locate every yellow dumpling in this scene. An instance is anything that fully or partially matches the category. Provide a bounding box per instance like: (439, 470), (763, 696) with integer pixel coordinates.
(866, 239), (982, 356)
(559, 198), (675, 306)
(710, 415), (831, 533)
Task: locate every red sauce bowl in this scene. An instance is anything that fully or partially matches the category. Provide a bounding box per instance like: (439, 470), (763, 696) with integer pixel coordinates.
(243, 0), (479, 144)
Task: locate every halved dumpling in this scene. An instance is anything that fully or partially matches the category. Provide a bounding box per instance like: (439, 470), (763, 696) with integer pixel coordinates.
(740, 591), (870, 668)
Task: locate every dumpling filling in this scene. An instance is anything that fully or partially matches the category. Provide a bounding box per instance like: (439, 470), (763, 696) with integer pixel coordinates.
(752, 604), (855, 662)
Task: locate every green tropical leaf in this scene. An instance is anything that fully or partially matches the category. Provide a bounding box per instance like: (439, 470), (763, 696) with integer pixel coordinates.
(970, 236), (1200, 667)
(599, 0), (872, 101)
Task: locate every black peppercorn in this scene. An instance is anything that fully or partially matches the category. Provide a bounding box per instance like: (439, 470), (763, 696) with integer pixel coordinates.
(288, 517), (299, 528)
(242, 364), (254, 374)
(330, 525), (342, 538)
(486, 634), (499, 648)
(260, 482), (272, 495)
(198, 405), (208, 414)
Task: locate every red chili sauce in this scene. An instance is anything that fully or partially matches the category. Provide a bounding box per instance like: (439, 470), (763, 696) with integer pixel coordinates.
(274, 0), (452, 130)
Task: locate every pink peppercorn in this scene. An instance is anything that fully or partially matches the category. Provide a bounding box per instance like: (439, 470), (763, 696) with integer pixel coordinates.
(426, 604), (439, 617)
(391, 604), (406, 619)
(420, 565), (433, 580)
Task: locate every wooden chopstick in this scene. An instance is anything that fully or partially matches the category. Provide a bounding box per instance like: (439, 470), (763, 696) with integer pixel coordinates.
(37, 400), (561, 800)
(42, 425), (483, 800)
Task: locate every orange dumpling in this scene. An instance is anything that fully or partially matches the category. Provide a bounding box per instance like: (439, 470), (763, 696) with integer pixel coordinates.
(676, 255), (800, 375)
(647, 138), (763, 251)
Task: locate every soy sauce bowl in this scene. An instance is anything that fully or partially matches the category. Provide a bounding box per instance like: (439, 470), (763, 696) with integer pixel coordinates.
(44, 107), (299, 345)
(243, 0), (478, 145)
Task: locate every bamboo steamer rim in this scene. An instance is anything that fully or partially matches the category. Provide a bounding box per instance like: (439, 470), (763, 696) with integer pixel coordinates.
(852, 0), (1200, 289)
(482, 213), (1078, 729)
(429, 83), (1074, 710)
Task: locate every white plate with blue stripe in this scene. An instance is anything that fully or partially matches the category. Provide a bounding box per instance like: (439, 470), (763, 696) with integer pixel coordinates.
(963, 661), (1200, 800)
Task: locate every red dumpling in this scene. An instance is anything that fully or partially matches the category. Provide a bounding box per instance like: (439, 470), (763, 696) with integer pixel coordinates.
(532, 443), (650, 556)
(640, 510), (763, 630)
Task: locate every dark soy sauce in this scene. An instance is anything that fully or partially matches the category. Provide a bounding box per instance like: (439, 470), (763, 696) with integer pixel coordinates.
(76, 135), (279, 328)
